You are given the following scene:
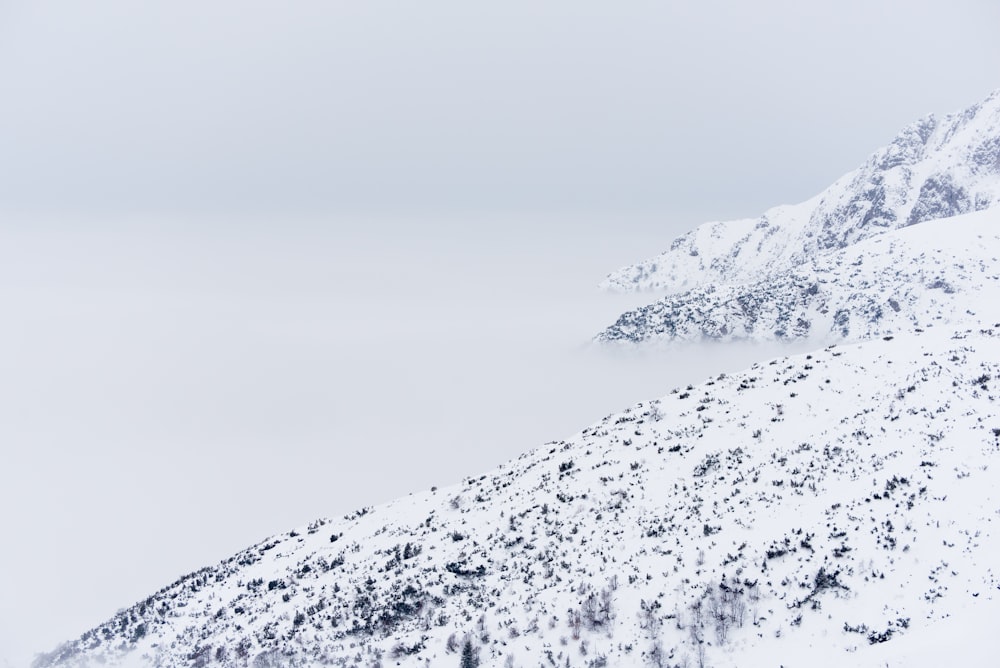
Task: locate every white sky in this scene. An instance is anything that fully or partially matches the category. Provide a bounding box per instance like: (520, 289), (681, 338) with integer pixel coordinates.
(1, 1), (999, 665)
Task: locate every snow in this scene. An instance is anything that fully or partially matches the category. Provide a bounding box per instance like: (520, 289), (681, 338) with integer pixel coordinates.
(597, 206), (1000, 345)
(36, 327), (1000, 667)
(601, 88), (1000, 294)
(33, 89), (1000, 668)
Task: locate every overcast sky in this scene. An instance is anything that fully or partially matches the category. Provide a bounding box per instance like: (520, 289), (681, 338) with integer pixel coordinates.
(1, 0), (998, 217)
(2, 1), (999, 666)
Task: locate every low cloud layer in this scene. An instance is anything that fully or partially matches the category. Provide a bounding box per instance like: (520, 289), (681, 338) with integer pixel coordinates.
(2, 2), (999, 663)
(0, 214), (819, 664)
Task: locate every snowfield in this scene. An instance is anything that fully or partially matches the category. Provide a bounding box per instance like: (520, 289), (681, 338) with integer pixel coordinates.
(37, 327), (1000, 668)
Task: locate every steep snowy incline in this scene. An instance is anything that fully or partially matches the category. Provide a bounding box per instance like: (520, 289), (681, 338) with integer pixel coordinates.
(36, 329), (1000, 668)
(597, 207), (1000, 344)
(601, 89), (1000, 293)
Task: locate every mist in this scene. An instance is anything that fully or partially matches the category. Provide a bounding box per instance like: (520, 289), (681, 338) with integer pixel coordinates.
(0, 214), (818, 665)
(2, 0), (1000, 665)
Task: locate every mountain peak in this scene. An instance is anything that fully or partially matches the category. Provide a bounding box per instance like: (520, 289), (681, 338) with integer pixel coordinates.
(600, 88), (1000, 294)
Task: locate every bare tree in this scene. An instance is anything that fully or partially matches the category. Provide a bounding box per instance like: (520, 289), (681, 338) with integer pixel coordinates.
(568, 610), (582, 640)
(639, 599), (661, 633)
(707, 588), (731, 644)
(649, 641), (666, 668)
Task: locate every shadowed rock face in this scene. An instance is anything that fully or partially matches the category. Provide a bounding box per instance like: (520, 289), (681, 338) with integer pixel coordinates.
(906, 173), (972, 226)
(876, 116), (936, 171)
(812, 174), (898, 252)
(972, 135), (1000, 175)
(601, 89), (1000, 295)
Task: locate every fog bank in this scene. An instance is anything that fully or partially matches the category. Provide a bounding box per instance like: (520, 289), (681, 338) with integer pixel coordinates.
(0, 213), (822, 664)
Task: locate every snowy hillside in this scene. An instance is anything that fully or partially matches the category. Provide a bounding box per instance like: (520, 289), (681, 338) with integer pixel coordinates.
(600, 89), (1000, 294)
(597, 207), (1000, 344)
(37, 328), (1000, 668)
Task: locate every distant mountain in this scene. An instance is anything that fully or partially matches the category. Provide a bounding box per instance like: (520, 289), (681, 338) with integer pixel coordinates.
(600, 90), (1000, 294)
(597, 207), (1000, 344)
(36, 328), (1000, 668)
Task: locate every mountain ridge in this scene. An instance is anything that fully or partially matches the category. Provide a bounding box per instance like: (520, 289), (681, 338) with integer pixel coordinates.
(600, 89), (1000, 294)
(596, 207), (1000, 345)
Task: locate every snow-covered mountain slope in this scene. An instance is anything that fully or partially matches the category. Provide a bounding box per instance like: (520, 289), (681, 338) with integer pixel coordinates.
(37, 328), (1000, 668)
(600, 89), (1000, 294)
(597, 207), (1000, 345)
